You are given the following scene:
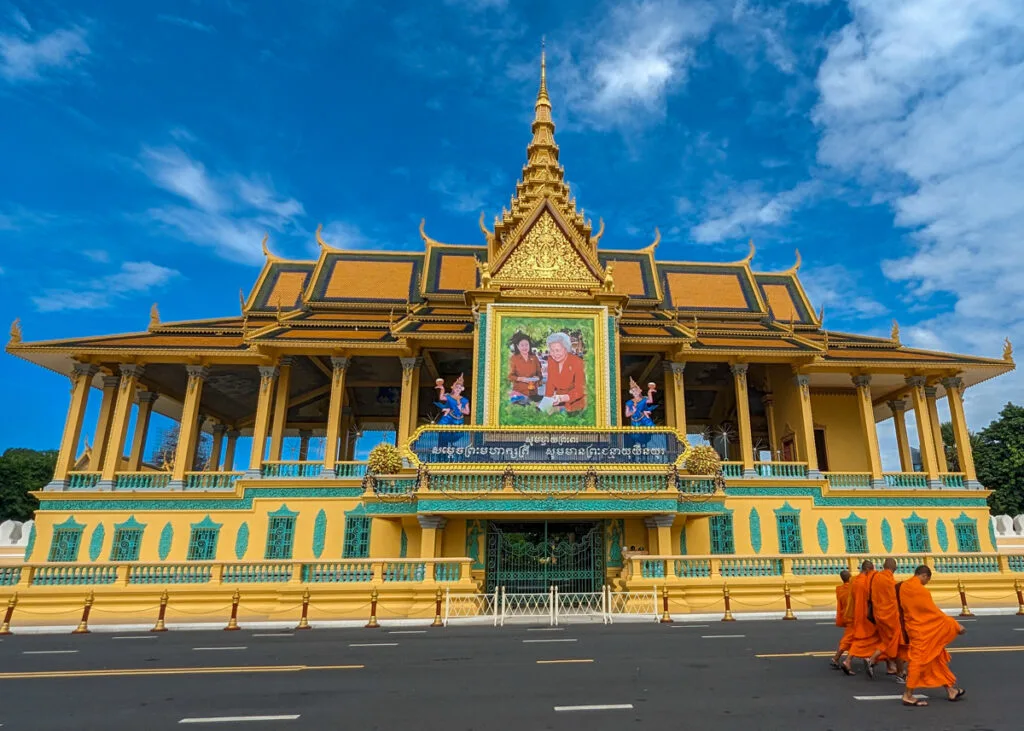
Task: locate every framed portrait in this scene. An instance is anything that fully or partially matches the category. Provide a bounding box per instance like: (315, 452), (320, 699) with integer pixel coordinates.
(483, 303), (611, 428)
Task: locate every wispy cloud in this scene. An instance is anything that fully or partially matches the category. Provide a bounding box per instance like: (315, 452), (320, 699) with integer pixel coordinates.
(689, 180), (819, 243)
(139, 141), (305, 263)
(317, 221), (373, 251)
(429, 167), (493, 214)
(802, 263), (888, 322)
(813, 0), (1024, 427)
(0, 18), (89, 83)
(156, 15), (214, 33)
(32, 261), (179, 312)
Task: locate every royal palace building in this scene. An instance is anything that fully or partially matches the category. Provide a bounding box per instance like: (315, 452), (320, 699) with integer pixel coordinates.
(4, 52), (1020, 623)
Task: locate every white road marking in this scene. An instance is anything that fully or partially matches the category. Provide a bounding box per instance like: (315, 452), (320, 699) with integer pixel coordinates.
(959, 619), (977, 622)
(253, 633), (293, 638)
(349, 642), (399, 647)
(523, 638), (577, 643)
(179, 715), (300, 724)
(1014, 628), (1024, 631)
(854, 694), (926, 701)
(113, 635), (158, 640)
(192, 647), (247, 651)
(22, 650), (78, 655)
(554, 704), (633, 712)
(671, 624), (710, 629)
(816, 622), (837, 626)
(701, 635), (745, 639)
(388, 630), (427, 634)
(527, 627), (565, 632)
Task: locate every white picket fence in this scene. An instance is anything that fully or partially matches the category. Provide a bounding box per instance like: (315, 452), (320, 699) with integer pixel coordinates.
(442, 586), (659, 626)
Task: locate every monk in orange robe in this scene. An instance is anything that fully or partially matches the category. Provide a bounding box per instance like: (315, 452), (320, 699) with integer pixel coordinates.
(841, 560), (884, 677)
(899, 565), (966, 706)
(867, 558), (906, 678)
(830, 569), (854, 669)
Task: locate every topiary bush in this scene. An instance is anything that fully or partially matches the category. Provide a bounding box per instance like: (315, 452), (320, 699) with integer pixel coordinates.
(685, 445), (721, 475)
(367, 442), (403, 475)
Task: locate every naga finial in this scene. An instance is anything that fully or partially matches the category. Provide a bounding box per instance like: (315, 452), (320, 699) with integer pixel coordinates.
(316, 223), (328, 250)
(8, 318), (22, 345)
(150, 303), (160, 329)
(1004, 337), (1014, 362)
(239, 288), (247, 314)
(261, 233), (278, 261)
(591, 217), (605, 246)
(817, 304), (824, 324)
(478, 211), (494, 246)
(741, 238), (755, 264)
(891, 320), (901, 344)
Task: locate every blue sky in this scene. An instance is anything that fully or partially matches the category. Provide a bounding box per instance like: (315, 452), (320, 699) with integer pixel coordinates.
(1, 0), (1022, 466)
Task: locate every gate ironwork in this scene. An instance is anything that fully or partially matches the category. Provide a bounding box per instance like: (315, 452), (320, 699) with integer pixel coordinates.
(485, 521), (605, 594)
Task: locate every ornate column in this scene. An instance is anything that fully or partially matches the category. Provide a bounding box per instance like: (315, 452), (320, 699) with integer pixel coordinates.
(323, 356), (350, 474)
(888, 399), (914, 472)
(298, 430), (312, 462)
(128, 391), (159, 472)
(170, 366), (208, 487)
(50, 362), (100, 489)
(247, 365), (279, 477)
(398, 356), (423, 449)
(222, 429), (240, 472)
(268, 357), (294, 462)
(794, 375), (821, 478)
(924, 385), (949, 472)
(905, 376), (942, 488)
(941, 377), (980, 488)
(418, 515), (447, 560)
(644, 514), (675, 555)
(663, 361), (686, 434)
(731, 364), (755, 476)
(762, 394), (778, 457)
(88, 375), (121, 471)
(208, 423), (227, 472)
(98, 365), (146, 489)
(851, 375), (885, 488)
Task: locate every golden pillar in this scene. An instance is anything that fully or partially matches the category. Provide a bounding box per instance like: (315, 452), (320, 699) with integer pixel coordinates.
(170, 366), (208, 486)
(128, 391), (158, 472)
(645, 515), (675, 555)
(852, 375), (885, 488)
(418, 515), (446, 559)
(762, 394), (778, 458)
(51, 362), (99, 488)
(247, 365), (279, 476)
(99, 365), (146, 487)
(794, 375), (820, 477)
(323, 356), (350, 473)
(905, 376), (942, 488)
(88, 375), (121, 471)
(208, 423), (227, 472)
(731, 364), (755, 476)
(222, 429), (240, 472)
(924, 386), (949, 472)
(663, 361), (687, 435)
(398, 356), (423, 449)
(888, 399), (914, 472)
(268, 357), (293, 462)
(941, 376), (980, 488)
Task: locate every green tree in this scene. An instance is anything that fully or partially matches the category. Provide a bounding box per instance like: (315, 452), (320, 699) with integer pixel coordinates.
(975, 403), (1024, 516)
(939, 421), (981, 472)
(0, 448), (56, 522)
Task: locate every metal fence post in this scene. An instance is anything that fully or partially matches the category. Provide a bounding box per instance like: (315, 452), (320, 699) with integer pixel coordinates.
(443, 586), (451, 627)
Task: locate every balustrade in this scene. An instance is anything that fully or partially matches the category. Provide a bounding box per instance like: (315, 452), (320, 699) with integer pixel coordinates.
(67, 472), (101, 489)
(114, 472), (172, 490)
(721, 462), (744, 478)
(939, 473), (966, 488)
(223, 562), (293, 583)
(824, 472), (872, 488)
(335, 462), (368, 479)
(185, 472), (243, 490)
(884, 472), (929, 488)
(754, 462), (808, 479)
(128, 564), (212, 585)
(0, 567), (22, 586)
(262, 461), (324, 479)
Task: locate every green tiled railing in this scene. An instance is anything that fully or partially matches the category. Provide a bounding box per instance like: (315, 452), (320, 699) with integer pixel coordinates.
(884, 472), (929, 488)
(825, 472), (872, 488)
(721, 462), (744, 479)
(223, 563), (293, 583)
(301, 562), (374, 583)
(67, 472), (101, 489)
(0, 567), (22, 586)
(434, 562), (462, 582)
(939, 473), (966, 488)
(1008, 556), (1024, 572)
(383, 561), (426, 582)
(513, 474), (587, 493)
(791, 558), (849, 576)
(673, 559), (712, 578)
(429, 473), (504, 492)
(32, 565), (118, 586)
(600, 473), (664, 492)
(369, 477), (418, 495)
(114, 472), (172, 490)
(720, 558), (784, 577)
(128, 564), (212, 585)
(186, 472), (243, 490)
(335, 462), (368, 479)
(754, 462), (808, 479)
(933, 556), (1000, 573)
(640, 559), (666, 578)
(678, 477), (717, 495)
(262, 462), (324, 479)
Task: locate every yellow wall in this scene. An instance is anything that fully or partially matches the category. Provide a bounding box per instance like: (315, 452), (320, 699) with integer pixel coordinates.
(809, 393), (870, 472)
(766, 366), (802, 457)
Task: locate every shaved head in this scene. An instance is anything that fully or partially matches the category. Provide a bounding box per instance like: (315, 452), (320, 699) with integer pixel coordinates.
(840, 569), (851, 583)
(883, 557), (897, 571)
(915, 564), (933, 585)
(861, 559), (875, 572)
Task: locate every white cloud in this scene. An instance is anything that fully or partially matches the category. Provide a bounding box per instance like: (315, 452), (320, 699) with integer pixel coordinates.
(318, 221), (373, 251)
(801, 263), (888, 322)
(813, 0), (1024, 429)
(156, 15), (214, 33)
(0, 22), (89, 83)
(33, 261), (179, 312)
(140, 142), (305, 264)
(690, 180), (819, 243)
(429, 167), (492, 214)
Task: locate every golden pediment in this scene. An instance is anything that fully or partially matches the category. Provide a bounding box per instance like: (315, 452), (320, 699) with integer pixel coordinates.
(491, 211), (600, 286)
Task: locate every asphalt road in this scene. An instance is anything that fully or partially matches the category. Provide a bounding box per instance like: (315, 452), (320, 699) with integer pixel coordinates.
(0, 614), (1022, 730)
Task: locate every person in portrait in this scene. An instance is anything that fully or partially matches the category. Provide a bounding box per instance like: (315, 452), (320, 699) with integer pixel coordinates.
(435, 374), (470, 425)
(543, 331), (586, 415)
(507, 332), (542, 405)
(625, 377), (657, 427)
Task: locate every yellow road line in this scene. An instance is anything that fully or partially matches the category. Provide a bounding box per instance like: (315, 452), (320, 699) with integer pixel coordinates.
(0, 664), (364, 680)
(536, 659), (595, 664)
(757, 645), (1024, 659)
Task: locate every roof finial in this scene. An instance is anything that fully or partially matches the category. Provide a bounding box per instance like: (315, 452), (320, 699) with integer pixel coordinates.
(891, 319), (901, 344)
(8, 318), (22, 345)
(1004, 337), (1014, 362)
(540, 37), (547, 98)
(150, 303), (161, 329)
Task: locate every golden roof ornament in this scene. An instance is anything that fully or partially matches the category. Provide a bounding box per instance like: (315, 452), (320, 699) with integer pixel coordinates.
(150, 303), (160, 329)
(741, 238), (755, 264)
(261, 233), (279, 262)
(891, 320), (901, 344)
(591, 218), (605, 246)
(316, 223), (341, 252)
(602, 262), (615, 292)
(1004, 337), (1014, 362)
(8, 318), (22, 345)
(475, 256), (492, 288)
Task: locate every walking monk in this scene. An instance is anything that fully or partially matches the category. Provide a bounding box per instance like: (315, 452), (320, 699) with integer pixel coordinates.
(899, 565), (966, 706)
(830, 569), (854, 670)
(867, 558), (907, 679)
(841, 560), (884, 677)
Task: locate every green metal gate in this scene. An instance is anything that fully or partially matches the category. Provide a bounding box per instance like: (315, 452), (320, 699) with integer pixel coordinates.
(485, 521), (605, 594)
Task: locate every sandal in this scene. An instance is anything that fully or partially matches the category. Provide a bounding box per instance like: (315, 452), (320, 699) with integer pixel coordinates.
(902, 698), (928, 707)
(947, 688), (966, 702)
(866, 662), (875, 680)
(830, 660), (842, 670)
(841, 663), (856, 676)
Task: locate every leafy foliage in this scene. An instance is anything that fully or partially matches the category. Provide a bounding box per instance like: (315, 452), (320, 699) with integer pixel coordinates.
(976, 403), (1024, 516)
(939, 421), (981, 472)
(0, 448), (55, 521)
(367, 442), (403, 475)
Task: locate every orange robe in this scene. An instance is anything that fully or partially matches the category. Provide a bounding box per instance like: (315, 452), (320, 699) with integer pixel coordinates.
(835, 583), (854, 651)
(845, 570), (884, 658)
(871, 569), (902, 661)
(901, 575), (960, 689)
(544, 353), (587, 413)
